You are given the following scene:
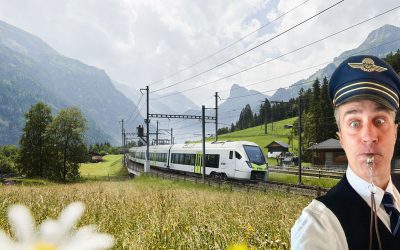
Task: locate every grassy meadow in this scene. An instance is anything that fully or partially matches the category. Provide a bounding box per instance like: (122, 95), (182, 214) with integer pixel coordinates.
(80, 154), (127, 178)
(0, 155), (314, 249)
(210, 117), (298, 166)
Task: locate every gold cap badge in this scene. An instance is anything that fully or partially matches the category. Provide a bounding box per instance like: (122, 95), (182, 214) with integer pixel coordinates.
(348, 58), (387, 72)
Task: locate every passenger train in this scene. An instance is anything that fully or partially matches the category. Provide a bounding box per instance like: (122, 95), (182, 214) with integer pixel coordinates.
(128, 141), (268, 181)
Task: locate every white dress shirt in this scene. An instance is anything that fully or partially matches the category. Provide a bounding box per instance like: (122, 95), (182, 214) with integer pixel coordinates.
(291, 167), (400, 250)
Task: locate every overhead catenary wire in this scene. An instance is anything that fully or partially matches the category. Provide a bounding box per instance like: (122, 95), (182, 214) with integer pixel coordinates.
(150, 0), (344, 94)
(125, 94), (144, 123)
(140, 36), (400, 137)
(153, 5), (400, 100)
(129, 100), (146, 125)
(216, 36), (400, 93)
(147, 0), (311, 87)
(217, 36), (400, 101)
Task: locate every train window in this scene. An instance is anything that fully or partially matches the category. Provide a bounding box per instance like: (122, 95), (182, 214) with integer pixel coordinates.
(229, 151), (233, 159)
(235, 151), (242, 160)
(183, 154), (189, 165)
(171, 153), (176, 163)
(205, 154), (220, 168)
(189, 154), (195, 166)
(243, 145), (266, 165)
(178, 154), (184, 164)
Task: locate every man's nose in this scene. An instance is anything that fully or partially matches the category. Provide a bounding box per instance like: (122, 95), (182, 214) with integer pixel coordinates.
(361, 122), (378, 144)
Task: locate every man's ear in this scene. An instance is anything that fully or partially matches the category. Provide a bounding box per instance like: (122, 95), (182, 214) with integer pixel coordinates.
(337, 131), (342, 146)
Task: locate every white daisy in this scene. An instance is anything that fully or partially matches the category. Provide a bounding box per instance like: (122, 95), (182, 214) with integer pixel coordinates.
(0, 202), (114, 250)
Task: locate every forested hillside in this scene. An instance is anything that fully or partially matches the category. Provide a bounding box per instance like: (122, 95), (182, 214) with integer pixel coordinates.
(0, 20), (142, 145)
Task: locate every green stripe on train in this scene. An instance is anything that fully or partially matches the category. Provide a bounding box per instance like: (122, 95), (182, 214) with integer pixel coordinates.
(195, 152), (202, 174)
(251, 162), (267, 171)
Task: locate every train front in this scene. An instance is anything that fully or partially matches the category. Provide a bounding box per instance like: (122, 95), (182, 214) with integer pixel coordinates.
(242, 144), (268, 181)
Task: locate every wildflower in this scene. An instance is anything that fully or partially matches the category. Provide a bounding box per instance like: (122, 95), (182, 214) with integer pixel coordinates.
(228, 243), (248, 250)
(0, 202), (114, 250)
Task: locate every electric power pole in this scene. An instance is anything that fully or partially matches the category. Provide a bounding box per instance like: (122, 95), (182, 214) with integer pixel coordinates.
(120, 119), (124, 148)
(271, 104), (274, 131)
(120, 119), (125, 162)
(123, 128), (126, 166)
(262, 98), (268, 134)
(215, 92), (219, 141)
(171, 128), (173, 145)
(139, 85), (150, 173)
(156, 120), (159, 145)
(202, 105), (206, 182)
(298, 95), (302, 184)
(146, 85), (150, 172)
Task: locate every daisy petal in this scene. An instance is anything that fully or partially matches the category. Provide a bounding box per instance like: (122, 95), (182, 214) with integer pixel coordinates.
(0, 230), (16, 249)
(60, 233), (114, 250)
(61, 225), (114, 250)
(8, 205), (34, 242)
(38, 219), (62, 243)
(57, 202), (85, 234)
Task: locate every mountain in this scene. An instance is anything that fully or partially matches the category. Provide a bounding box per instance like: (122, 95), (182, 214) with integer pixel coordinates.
(270, 24), (400, 101)
(114, 82), (198, 116)
(0, 20), (143, 145)
(218, 84), (270, 127)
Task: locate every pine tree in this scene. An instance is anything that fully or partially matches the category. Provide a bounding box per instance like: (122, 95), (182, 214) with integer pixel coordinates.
(18, 102), (52, 177)
(236, 104), (254, 130)
(319, 77), (336, 140)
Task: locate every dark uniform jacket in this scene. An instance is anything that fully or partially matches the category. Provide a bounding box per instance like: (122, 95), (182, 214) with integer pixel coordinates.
(316, 174), (400, 249)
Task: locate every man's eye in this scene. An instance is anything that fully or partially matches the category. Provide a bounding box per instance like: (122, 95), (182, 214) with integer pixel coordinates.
(350, 121), (360, 128)
(375, 118), (385, 125)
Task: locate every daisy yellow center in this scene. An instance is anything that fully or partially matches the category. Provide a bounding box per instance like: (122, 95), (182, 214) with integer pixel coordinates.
(33, 242), (57, 250)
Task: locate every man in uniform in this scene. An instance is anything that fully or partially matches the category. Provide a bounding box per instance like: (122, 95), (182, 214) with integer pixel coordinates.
(291, 55), (400, 249)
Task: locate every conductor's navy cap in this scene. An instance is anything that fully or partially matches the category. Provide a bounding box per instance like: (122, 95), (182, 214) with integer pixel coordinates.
(328, 55), (400, 110)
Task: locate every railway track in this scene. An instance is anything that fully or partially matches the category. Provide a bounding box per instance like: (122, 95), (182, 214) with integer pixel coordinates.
(269, 166), (345, 179)
(126, 161), (329, 197)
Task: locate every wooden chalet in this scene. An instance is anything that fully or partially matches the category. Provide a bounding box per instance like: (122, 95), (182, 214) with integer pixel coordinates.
(307, 138), (347, 169)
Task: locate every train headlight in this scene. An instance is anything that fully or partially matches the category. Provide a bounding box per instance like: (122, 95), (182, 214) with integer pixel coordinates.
(246, 161), (253, 168)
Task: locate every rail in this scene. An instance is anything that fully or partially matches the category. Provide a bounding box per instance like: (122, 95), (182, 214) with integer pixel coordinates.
(268, 166), (344, 179)
(269, 166), (400, 179)
(126, 161), (329, 197)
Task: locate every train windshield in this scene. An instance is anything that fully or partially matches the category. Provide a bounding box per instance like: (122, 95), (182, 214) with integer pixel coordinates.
(243, 145), (266, 165)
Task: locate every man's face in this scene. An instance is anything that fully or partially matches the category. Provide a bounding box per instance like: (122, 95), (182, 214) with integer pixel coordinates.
(336, 100), (397, 183)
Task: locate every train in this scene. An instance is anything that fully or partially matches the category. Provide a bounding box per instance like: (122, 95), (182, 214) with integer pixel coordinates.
(128, 141), (268, 181)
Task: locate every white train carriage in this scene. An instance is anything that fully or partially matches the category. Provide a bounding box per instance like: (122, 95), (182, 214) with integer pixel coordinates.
(128, 141), (268, 181)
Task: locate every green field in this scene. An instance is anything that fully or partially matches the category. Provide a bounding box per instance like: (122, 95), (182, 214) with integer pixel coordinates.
(214, 117), (298, 166)
(80, 154), (127, 178)
(269, 172), (339, 188)
(0, 175), (311, 249)
(1, 155), (338, 249)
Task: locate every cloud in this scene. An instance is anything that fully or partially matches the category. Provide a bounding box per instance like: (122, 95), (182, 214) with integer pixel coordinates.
(0, 0), (398, 107)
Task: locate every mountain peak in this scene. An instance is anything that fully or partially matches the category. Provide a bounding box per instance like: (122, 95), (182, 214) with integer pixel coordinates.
(362, 24), (400, 46)
(271, 24), (400, 101)
(229, 84), (247, 97)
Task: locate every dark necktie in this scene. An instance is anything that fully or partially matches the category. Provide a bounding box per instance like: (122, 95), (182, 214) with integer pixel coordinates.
(382, 192), (400, 237)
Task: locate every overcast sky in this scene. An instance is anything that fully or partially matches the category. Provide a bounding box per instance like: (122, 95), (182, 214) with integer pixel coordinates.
(0, 0), (399, 108)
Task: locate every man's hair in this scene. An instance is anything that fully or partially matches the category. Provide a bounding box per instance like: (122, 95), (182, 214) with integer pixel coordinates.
(334, 105), (397, 131)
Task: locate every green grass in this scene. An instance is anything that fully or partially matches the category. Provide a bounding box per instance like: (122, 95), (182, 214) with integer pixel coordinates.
(268, 172), (339, 188)
(80, 154), (127, 178)
(213, 117), (298, 166)
(0, 176), (311, 249)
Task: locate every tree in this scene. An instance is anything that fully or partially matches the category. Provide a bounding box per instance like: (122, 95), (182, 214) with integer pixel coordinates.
(236, 104), (254, 130)
(319, 77), (336, 140)
(0, 145), (19, 174)
(46, 107), (87, 182)
(230, 123), (235, 132)
(18, 102), (52, 177)
(217, 127), (229, 135)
